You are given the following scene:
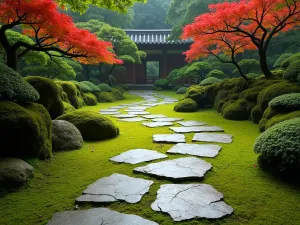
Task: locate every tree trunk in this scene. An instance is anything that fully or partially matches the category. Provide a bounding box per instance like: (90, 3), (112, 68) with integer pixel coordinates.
(6, 50), (17, 70)
(259, 49), (273, 79)
(232, 61), (249, 82)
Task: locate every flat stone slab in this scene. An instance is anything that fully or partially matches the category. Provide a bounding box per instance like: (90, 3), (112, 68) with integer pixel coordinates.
(193, 133), (233, 143)
(76, 173), (153, 204)
(134, 157), (211, 180)
(99, 109), (119, 112)
(169, 126), (224, 133)
(46, 208), (158, 225)
(142, 114), (167, 119)
(113, 114), (137, 118)
(110, 149), (168, 164)
(178, 121), (207, 127)
(142, 122), (173, 128)
(152, 118), (183, 122)
(109, 106), (125, 109)
(142, 103), (158, 107)
(118, 118), (148, 122)
(167, 143), (221, 158)
(128, 107), (148, 110)
(100, 112), (121, 115)
(128, 111), (150, 115)
(151, 184), (234, 221)
(153, 134), (185, 143)
(125, 109), (145, 112)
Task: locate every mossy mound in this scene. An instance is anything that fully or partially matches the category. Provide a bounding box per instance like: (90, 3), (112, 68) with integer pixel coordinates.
(269, 93), (300, 112)
(222, 77), (249, 93)
(280, 52), (300, 69)
(251, 105), (264, 124)
(184, 85), (207, 107)
(254, 118), (300, 173)
(247, 73), (261, 79)
(82, 93), (98, 106)
(176, 87), (188, 94)
(96, 92), (116, 102)
(63, 101), (75, 114)
(89, 78), (100, 85)
(174, 98), (199, 112)
(0, 63), (39, 102)
(112, 88), (125, 100)
(81, 81), (101, 93)
(25, 76), (64, 119)
(200, 77), (222, 86)
(57, 84), (70, 103)
(207, 70), (227, 79)
(265, 110), (300, 130)
(113, 85), (126, 93)
(222, 99), (256, 120)
(76, 82), (91, 93)
(56, 111), (119, 141)
(204, 82), (221, 104)
(0, 101), (52, 159)
(118, 84), (129, 91)
(55, 81), (84, 109)
(98, 83), (112, 92)
(283, 60), (300, 83)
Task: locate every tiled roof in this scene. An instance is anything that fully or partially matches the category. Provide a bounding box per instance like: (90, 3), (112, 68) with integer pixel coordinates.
(124, 29), (191, 44)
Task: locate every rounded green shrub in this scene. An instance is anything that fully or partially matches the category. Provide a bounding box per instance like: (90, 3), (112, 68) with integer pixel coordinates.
(76, 82), (91, 93)
(81, 81), (101, 93)
(273, 53), (293, 68)
(235, 59), (261, 74)
(223, 77), (249, 93)
(82, 93), (98, 106)
(55, 81), (84, 109)
(271, 69), (284, 78)
(222, 99), (256, 120)
(98, 83), (112, 92)
(254, 118), (300, 172)
(174, 98), (199, 112)
(246, 73), (261, 79)
(89, 78), (100, 85)
(154, 78), (169, 89)
(56, 111), (119, 140)
(269, 93), (300, 112)
(265, 110), (300, 130)
(283, 60), (300, 83)
(251, 105), (264, 123)
(207, 70), (227, 79)
(118, 84), (129, 91)
(200, 77), (222, 86)
(280, 52), (300, 69)
(113, 85), (125, 93)
(96, 92), (116, 102)
(63, 101), (75, 113)
(176, 87), (188, 94)
(204, 82), (220, 104)
(25, 76), (64, 119)
(0, 101), (52, 159)
(0, 63), (39, 102)
(184, 85), (207, 107)
(112, 88), (125, 100)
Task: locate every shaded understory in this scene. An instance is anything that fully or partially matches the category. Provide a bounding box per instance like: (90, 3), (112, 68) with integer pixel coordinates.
(0, 91), (299, 225)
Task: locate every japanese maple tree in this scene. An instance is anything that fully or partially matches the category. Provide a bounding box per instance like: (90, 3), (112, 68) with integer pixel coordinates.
(0, 0), (122, 70)
(182, 0), (300, 79)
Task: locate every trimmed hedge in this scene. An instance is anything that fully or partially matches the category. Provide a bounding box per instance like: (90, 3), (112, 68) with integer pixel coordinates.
(207, 70), (227, 79)
(0, 63), (39, 102)
(82, 93), (98, 106)
(55, 81), (84, 109)
(81, 81), (101, 93)
(265, 110), (300, 130)
(98, 83), (112, 92)
(200, 77), (221, 86)
(96, 92), (116, 102)
(56, 111), (119, 140)
(154, 78), (169, 89)
(269, 93), (300, 112)
(76, 82), (91, 93)
(283, 60), (300, 83)
(273, 53), (293, 68)
(112, 88), (125, 100)
(174, 98), (199, 112)
(254, 118), (300, 173)
(280, 52), (300, 69)
(176, 87), (188, 94)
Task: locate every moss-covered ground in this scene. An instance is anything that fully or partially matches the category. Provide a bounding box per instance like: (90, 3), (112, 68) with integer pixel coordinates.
(1, 91), (300, 225)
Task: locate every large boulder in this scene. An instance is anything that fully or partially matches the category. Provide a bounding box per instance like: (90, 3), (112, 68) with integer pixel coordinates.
(82, 92), (98, 106)
(0, 157), (34, 187)
(0, 101), (52, 159)
(174, 98), (199, 112)
(55, 81), (84, 109)
(96, 92), (116, 102)
(52, 120), (83, 151)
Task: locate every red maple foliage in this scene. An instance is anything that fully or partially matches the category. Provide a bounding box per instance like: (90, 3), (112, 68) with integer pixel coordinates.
(0, 0), (122, 69)
(182, 0), (300, 79)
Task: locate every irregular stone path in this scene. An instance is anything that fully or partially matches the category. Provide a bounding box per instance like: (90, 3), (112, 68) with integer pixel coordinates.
(47, 91), (234, 224)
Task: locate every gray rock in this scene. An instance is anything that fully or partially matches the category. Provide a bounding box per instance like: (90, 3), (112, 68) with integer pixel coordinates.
(134, 157), (211, 180)
(177, 121), (207, 127)
(193, 133), (233, 143)
(52, 120), (83, 151)
(109, 106), (125, 109)
(128, 107), (148, 110)
(125, 109), (145, 112)
(142, 103), (158, 107)
(110, 149), (168, 164)
(113, 114), (137, 118)
(153, 134), (185, 143)
(0, 157), (34, 187)
(46, 208), (159, 225)
(118, 118), (148, 122)
(99, 109), (119, 112)
(151, 184), (234, 221)
(100, 111), (121, 115)
(142, 114), (167, 119)
(169, 126), (224, 133)
(167, 143), (221, 158)
(128, 111), (150, 115)
(142, 122), (173, 128)
(76, 173), (153, 204)
(152, 118), (183, 122)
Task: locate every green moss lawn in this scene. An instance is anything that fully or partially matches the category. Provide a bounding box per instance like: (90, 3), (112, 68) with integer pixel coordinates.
(1, 91), (300, 225)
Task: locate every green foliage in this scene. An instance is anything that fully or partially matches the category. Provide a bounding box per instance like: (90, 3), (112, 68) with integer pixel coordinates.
(75, 82), (91, 93)
(280, 52), (300, 69)
(96, 92), (116, 102)
(273, 53), (293, 68)
(167, 65), (190, 84)
(55, 81), (84, 109)
(271, 69), (284, 78)
(222, 99), (256, 121)
(254, 118), (300, 172)
(113, 85), (126, 93)
(204, 82), (221, 104)
(176, 87), (188, 94)
(111, 88), (125, 100)
(207, 70), (227, 79)
(154, 78), (169, 89)
(233, 59), (261, 75)
(98, 83), (112, 92)
(184, 62), (211, 81)
(63, 101), (75, 114)
(56, 111), (119, 141)
(265, 110), (300, 130)
(82, 93), (98, 106)
(174, 98), (199, 112)
(89, 78), (100, 85)
(0, 101), (52, 159)
(200, 77), (222, 86)
(210, 61), (235, 76)
(184, 85), (207, 107)
(0, 63), (39, 102)
(283, 60), (300, 83)
(25, 76), (64, 119)
(247, 73), (261, 79)
(146, 61), (159, 77)
(118, 84), (129, 91)
(251, 105), (264, 124)
(269, 93), (300, 112)
(81, 81), (101, 93)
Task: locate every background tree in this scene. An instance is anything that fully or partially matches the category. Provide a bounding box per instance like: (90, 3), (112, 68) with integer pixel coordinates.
(184, 62), (211, 83)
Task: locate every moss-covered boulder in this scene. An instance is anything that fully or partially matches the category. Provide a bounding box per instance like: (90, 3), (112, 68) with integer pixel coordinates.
(200, 77), (222, 86)
(254, 118), (300, 173)
(204, 82), (221, 104)
(176, 87), (188, 94)
(56, 111), (119, 141)
(55, 81), (84, 109)
(0, 62), (39, 102)
(222, 99), (256, 120)
(112, 88), (125, 100)
(98, 83), (112, 92)
(184, 85), (207, 107)
(207, 70), (227, 79)
(81, 81), (101, 93)
(0, 101), (52, 159)
(82, 93), (98, 106)
(63, 101), (75, 113)
(96, 92), (116, 102)
(251, 105), (264, 124)
(174, 98), (199, 112)
(25, 76), (64, 119)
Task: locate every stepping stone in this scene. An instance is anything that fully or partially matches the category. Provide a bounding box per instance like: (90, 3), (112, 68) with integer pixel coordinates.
(153, 134), (185, 143)
(152, 118), (183, 122)
(109, 106), (125, 109)
(118, 118), (148, 122)
(169, 126), (224, 133)
(151, 184), (234, 221)
(128, 107), (148, 110)
(99, 109), (119, 112)
(76, 173), (153, 204)
(128, 111), (150, 115)
(142, 103), (158, 107)
(46, 208), (159, 225)
(142, 114), (167, 119)
(134, 157), (211, 180)
(142, 122), (173, 128)
(193, 133), (233, 143)
(100, 112), (121, 115)
(125, 109), (145, 112)
(110, 149), (168, 164)
(178, 121), (207, 127)
(167, 143), (221, 158)
(113, 114), (137, 118)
